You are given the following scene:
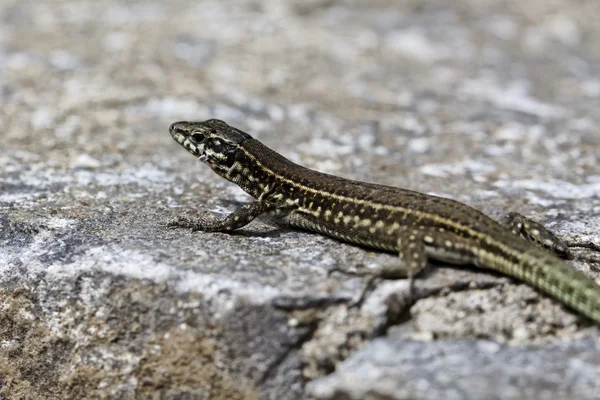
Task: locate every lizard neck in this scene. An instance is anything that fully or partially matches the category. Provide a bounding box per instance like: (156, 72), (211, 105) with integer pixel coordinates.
(216, 139), (307, 201)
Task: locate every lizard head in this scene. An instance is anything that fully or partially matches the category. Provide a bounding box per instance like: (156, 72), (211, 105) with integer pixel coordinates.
(169, 119), (252, 173)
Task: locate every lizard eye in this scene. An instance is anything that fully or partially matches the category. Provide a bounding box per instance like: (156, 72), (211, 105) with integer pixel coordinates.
(191, 134), (205, 144)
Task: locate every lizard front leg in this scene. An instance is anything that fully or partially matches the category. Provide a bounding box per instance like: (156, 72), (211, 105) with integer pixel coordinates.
(169, 201), (276, 232)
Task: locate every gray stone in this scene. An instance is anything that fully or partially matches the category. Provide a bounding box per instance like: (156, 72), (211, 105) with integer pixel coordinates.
(308, 338), (600, 400)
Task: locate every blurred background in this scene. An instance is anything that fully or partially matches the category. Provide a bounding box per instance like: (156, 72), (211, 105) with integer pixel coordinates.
(1, 0), (599, 183)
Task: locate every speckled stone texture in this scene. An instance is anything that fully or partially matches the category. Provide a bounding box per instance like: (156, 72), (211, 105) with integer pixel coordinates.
(1, 1), (599, 399)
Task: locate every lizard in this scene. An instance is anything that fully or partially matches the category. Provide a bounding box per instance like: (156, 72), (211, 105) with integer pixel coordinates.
(168, 118), (600, 324)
